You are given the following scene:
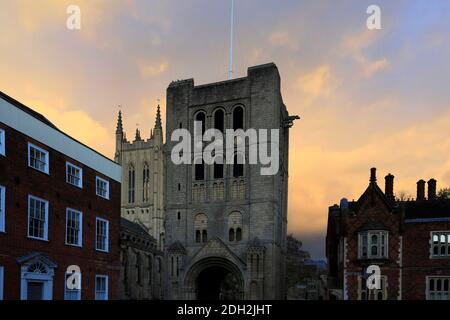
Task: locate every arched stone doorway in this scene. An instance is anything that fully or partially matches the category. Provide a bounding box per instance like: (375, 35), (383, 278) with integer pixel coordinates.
(184, 257), (244, 300)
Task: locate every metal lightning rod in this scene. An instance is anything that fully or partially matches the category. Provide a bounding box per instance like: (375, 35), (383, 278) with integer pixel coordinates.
(229, 0), (234, 80)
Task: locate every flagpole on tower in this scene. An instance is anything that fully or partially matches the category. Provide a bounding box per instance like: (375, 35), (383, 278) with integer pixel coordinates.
(229, 0), (234, 80)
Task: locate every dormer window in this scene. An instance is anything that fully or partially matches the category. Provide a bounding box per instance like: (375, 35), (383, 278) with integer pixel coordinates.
(358, 230), (388, 259)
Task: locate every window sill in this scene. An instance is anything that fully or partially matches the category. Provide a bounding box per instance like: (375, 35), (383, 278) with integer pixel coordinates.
(28, 165), (50, 175)
(65, 242), (83, 248)
(67, 182), (83, 189)
(357, 257), (389, 264)
(27, 235), (49, 242)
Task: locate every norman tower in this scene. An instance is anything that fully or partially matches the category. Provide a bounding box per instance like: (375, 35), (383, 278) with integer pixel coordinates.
(164, 63), (298, 299)
(115, 106), (165, 250)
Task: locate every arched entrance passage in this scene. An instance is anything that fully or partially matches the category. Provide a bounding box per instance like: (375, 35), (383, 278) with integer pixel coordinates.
(184, 257), (244, 300)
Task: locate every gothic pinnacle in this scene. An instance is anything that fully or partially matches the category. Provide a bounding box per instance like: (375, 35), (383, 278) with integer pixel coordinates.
(155, 104), (162, 129)
(116, 110), (123, 134)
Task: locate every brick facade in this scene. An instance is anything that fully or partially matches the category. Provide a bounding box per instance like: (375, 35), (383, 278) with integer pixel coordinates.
(0, 92), (121, 300)
(326, 168), (450, 300)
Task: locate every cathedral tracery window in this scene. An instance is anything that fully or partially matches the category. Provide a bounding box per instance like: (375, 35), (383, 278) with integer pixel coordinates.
(128, 164), (135, 203)
(143, 163), (150, 202)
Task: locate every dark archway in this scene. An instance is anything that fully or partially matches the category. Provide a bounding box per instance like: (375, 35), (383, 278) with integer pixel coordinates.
(185, 257), (244, 300)
(196, 266), (240, 300)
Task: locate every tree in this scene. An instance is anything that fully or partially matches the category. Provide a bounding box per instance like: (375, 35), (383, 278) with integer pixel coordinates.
(396, 190), (412, 201)
(437, 188), (450, 200)
(286, 234), (311, 289)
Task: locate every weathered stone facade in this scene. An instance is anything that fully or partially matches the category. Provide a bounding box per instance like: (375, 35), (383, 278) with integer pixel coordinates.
(119, 218), (164, 300)
(164, 63), (297, 299)
(114, 107), (165, 250)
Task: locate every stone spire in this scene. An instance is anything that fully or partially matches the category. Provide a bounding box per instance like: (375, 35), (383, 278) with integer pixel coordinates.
(135, 127), (142, 141)
(155, 104), (162, 129)
(116, 110), (123, 134)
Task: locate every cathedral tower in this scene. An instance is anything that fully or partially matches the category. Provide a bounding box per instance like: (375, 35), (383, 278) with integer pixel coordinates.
(115, 105), (165, 250)
(164, 63), (298, 299)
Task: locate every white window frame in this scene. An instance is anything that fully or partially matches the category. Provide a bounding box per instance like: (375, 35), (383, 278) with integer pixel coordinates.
(0, 265), (4, 300)
(430, 231), (450, 258)
(95, 275), (108, 300)
(95, 218), (109, 252)
(0, 185), (5, 233)
(28, 143), (49, 174)
(426, 276), (450, 300)
(66, 162), (83, 188)
(64, 272), (82, 300)
(95, 176), (109, 200)
(65, 208), (83, 247)
(27, 195), (49, 241)
(358, 275), (387, 300)
(0, 128), (5, 156)
(358, 230), (389, 259)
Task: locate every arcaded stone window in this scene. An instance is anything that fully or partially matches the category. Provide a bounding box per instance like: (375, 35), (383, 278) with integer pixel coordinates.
(193, 184), (199, 201)
(233, 154), (244, 177)
(194, 213), (208, 243)
(213, 182), (224, 201)
(231, 181), (238, 200)
(214, 109), (225, 132)
(236, 227), (242, 241)
(214, 161), (224, 179)
(228, 212), (243, 242)
(238, 180), (245, 199)
(195, 159), (205, 181)
(233, 106), (244, 130)
(195, 111), (206, 135)
(229, 228), (235, 241)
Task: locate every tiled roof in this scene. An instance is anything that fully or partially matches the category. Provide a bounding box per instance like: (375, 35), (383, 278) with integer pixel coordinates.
(120, 218), (155, 243)
(403, 200), (450, 219)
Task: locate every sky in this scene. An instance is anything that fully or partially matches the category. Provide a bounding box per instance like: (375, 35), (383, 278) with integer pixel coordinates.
(1, 0), (449, 259)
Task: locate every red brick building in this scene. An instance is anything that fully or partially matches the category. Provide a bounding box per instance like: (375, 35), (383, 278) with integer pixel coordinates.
(0, 91), (121, 300)
(326, 168), (450, 300)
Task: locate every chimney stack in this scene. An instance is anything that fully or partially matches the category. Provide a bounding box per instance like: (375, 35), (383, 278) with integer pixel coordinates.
(428, 179), (437, 200)
(385, 174), (395, 201)
(417, 179), (426, 201)
(370, 167), (377, 184)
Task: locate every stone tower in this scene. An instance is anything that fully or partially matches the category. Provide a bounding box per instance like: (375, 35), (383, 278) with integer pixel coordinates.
(164, 63), (298, 299)
(115, 105), (165, 250)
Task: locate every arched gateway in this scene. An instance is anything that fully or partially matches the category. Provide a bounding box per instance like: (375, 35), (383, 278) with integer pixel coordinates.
(184, 257), (244, 300)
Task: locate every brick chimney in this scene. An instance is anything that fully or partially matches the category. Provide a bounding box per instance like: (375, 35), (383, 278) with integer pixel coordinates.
(370, 167), (377, 184)
(417, 179), (426, 201)
(428, 179), (437, 200)
(385, 174), (394, 201)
